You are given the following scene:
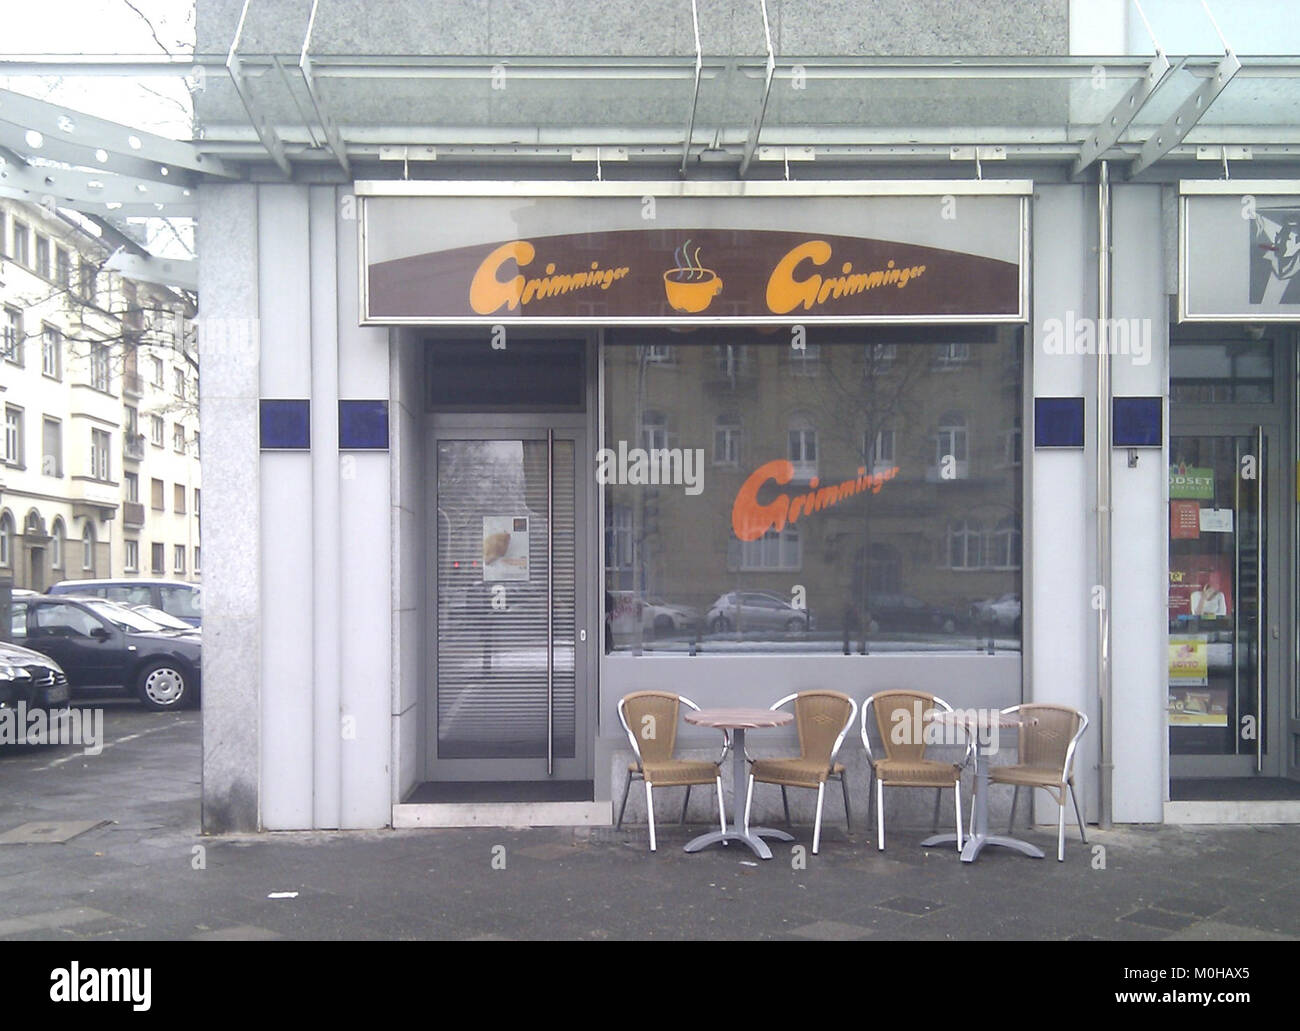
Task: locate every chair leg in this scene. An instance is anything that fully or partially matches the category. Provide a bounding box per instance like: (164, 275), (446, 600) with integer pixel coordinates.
(865, 768), (875, 833)
(840, 774), (852, 832)
(1057, 795), (1066, 862)
(813, 782), (826, 855)
(616, 769), (634, 830)
(715, 776), (727, 835)
(1070, 782), (1088, 844)
(680, 784), (691, 824)
(931, 788), (942, 832)
(1008, 785), (1021, 834)
(876, 778), (885, 851)
(645, 782), (657, 853)
(744, 774), (755, 834)
(953, 781), (964, 852)
(781, 785), (791, 827)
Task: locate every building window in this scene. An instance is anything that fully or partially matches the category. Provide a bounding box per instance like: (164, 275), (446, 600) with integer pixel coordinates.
(934, 342), (972, 367)
(604, 503), (634, 577)
(947, 519), (983, 570)
(82, 525), (95, 571)
(788, 414), (817, 480)
(90, 428), (111, 481)
(194, 431), (200, 457)
(12, 221), (30, 266)
(640, 344), (675, 364)
(640, 410), (668, 452)
(986, 516), (1022, 570)
(173, 424), (186, 453)
(173, 544), (186, 574)
(125, 471), (139, 502)
(4, 407), (23, 467)
(174, 484), (186, 514)
(34, 234), (50, 278)
(124, 539), (139, 572)
(713, 413), (742, 467)
(41, 417), (61, 477)
(193, 487), (200, 515)
(732, 525), (802, 571)
(78, 259), (97, 303)
(1001, 416), (1022, 468)
(715, 344), (749, 378)
(866, 428), (895, 471)
(55, 246), (71, 288)
(41, 325), (61, 379)
(150, 541), (164, 574)
(193, 546), (200, 573)
(173, 367), (186, 398)
(150, 356), (164, 387)
(865, 343), (898, 370)
(151, 478), (164, 511)
(789, 343), (821, 376)
(50, 519), (64, 569)
(90, 342), (111, 392)
(3, 308), (21, 365)
(0, 512), (11, 567)
(150, 414), (164, 447)
(932, 411), (969, 480)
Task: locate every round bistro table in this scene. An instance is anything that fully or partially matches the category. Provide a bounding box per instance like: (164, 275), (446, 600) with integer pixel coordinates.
(921, 709), (1044, 863)
(682, 707), (795, 860)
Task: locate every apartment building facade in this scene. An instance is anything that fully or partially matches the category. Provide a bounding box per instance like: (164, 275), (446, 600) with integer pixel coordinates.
(0, 199), (200, 592)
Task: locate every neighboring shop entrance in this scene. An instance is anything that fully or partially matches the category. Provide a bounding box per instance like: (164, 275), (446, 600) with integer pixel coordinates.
(1168, 330), (1295, 789)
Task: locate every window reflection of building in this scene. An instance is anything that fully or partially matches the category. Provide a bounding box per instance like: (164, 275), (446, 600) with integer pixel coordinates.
(603, 330), (1024, 653)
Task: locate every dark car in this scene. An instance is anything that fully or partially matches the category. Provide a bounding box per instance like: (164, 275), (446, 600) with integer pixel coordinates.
(10, 595), (201, 711)
(0, 638), (71, 711)
(864, 594), (963, 635)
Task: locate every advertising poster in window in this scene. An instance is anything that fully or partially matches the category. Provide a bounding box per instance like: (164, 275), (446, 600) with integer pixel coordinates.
(482, 516), (529, 581)
(1168, 634), (1226, 726)
(1168, 555), (1233, 622)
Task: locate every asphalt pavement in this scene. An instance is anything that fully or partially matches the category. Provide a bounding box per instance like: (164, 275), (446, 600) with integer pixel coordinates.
(0, 702), (1298, 943)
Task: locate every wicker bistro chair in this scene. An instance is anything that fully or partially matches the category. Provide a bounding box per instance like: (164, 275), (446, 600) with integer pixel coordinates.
(991, 703), (1089, 862)
(742, 691), (857, 855)
(860, 690), (971, 852)
(616, 692), (729, 852)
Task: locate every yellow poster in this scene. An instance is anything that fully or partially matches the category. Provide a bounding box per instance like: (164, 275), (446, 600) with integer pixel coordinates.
(1167, 634), (1227, 726)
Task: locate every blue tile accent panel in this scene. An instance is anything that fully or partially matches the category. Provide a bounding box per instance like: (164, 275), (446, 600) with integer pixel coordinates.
(339, 400), (389, 450)
(1112, 396), (1163, 448)
(1034, 397), (1085, 448)
(260, 399), (311, 450)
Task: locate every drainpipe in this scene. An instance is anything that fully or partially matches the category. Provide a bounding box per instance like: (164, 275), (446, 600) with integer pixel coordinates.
(1097, 161), (1114, 829)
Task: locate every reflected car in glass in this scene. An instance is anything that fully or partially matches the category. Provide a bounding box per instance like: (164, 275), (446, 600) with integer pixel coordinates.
(864, 594), (964, 635)
(969, 592), (1021, 633)
(706, 591), (812, 634)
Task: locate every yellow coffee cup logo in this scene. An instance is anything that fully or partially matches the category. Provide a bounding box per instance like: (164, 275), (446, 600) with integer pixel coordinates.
(663, 239), (723, 314)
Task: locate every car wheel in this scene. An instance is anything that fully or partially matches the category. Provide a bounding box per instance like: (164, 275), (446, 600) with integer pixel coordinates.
(136, 661), (192, 711)
(653, 615), (674, 635)
(941, 618), (957, 634)
(711, 616), (731, 633)
(785, 617), (805, 633)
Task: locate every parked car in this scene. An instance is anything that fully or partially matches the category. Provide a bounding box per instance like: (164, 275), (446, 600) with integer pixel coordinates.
(129, 604), (199, 633)
(11, 595), (201, 710)
(609, 591), (701, 636)
(47, 579), (202, 627)
(706, 591), (812, 633)
(0, 638), (71, 711)
(864, 594), (963, 635)
(969, 592), (1021, 633)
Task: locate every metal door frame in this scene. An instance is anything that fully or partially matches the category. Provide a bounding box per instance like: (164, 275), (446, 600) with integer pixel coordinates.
(423, 416), (594, 783)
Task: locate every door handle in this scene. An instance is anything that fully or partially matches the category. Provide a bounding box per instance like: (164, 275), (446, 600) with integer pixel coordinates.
(579, 629), (586, 642)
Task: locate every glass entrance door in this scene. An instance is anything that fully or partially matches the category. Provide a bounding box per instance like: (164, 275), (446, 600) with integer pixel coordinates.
(429, 429), (588, 781)
(1167, 430), (1277, 773)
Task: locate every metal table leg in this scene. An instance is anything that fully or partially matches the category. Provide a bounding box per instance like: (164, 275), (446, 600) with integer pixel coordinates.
(684, 727), (794, 860)
(922, 742), (1044, 862)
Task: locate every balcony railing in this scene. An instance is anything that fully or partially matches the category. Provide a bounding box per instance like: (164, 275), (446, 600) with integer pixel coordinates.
(123, 501), (145, 528)
(123, 433), (145, 461)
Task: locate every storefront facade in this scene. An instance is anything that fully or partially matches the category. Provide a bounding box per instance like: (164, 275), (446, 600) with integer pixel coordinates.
(166, 1), (1300, 832)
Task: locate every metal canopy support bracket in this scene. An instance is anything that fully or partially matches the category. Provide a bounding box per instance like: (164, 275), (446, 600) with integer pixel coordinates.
(0, 145), (196, 216)
(1129, 1), (1240, 178)
(227, 0), (293, 177)
(571, 147), (628, 181)
(0, 87), (234, 181)
(299, 0), (351, 177)
(738, 0), (775, 178)
(680, 0), (703, 176)
(103, 248), (198, 292)
(949, 145), (1005, 179)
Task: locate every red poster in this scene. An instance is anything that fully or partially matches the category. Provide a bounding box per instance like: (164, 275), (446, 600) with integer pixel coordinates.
(1170, 500), (1201, 540)
(1169, 555), (1233, 622)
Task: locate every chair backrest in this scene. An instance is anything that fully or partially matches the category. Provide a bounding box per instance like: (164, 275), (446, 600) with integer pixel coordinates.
(618, 691), (684, 766)
(1005, 703), (1087, 777)
(865, 689), (951, 763)
(773, 691), (856, 767)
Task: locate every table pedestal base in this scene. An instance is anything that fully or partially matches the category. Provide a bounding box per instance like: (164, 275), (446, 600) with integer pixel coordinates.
(921, 832), (1044, 863)
(685, 827), (794, 861)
